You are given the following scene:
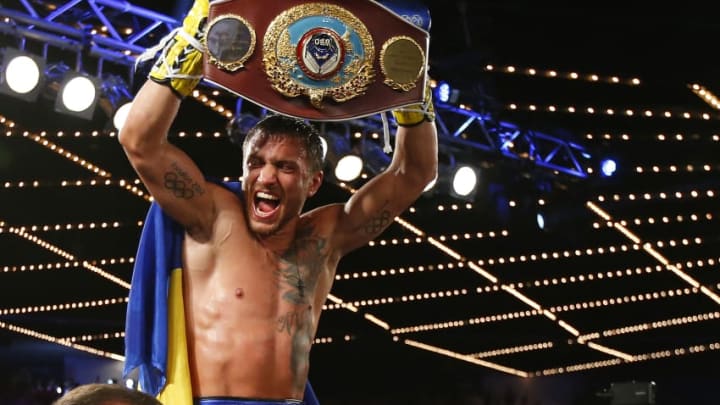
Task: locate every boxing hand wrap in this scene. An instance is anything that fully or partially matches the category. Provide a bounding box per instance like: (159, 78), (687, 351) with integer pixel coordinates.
(140, 0), (208, 98)
(391, 80), (435, 127)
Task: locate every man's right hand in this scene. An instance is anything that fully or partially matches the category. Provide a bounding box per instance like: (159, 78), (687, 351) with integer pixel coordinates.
(391, 78), (436, 127)
(146, 0), (209, 98)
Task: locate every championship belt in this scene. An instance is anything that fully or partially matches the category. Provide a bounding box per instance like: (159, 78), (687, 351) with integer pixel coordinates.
(202, 0), (430, 121)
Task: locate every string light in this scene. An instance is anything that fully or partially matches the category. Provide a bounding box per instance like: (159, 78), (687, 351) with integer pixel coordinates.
(633, 164), (716, 175)
(595, 212), (714, 228)
(1, 178), (152, 201)
(403, 338), (529, 377)
(2, 129), (232, 139)
(22, 131), (111, 177)
(507, 103), (713, 121)
(4, 225), (130, 289)
(0, 297), (128, 316)
(335, 182), (631, 366)
(475, 238), (705, 268)
(328, 257), (719, 313)
(468, 342), (555, 359)
(0, 320), (124, 361)
(536, 341), (720, 376)
(6, 221), (141, 232)
(368, 229), (508, 247)
(585, 132), (720, 143)
(191, 90), (234, 119)
(595, 189), (717, 204)
(64, 331), (125, 343)
(483, 64), (641, 86)
(389, 286), (713, 336)
(1, 256), (135, 274)
(0, 115), (17, 128)
(313, 335), (356, 345)
(0, 115), (153, 202)
(585, 311), (719, 341)
(3, 129), (114, 138)
(335, 261), (467, 281)
(587, 202), (720, 305)
(458, 320), (720, 375)
(689, 83), (720, 110)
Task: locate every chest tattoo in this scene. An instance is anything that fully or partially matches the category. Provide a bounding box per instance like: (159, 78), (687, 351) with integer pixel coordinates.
(276, 225), (327, 305)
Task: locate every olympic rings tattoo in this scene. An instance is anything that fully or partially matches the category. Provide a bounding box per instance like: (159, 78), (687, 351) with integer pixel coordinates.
(365, 209), (391, 234)
(164, 172), (195, 199)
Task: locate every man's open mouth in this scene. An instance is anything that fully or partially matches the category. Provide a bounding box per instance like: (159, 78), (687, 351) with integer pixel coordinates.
(254, 191), (280, 218)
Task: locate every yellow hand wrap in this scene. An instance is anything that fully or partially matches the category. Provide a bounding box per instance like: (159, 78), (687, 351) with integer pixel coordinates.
(391, 81), (435, 127)
(144, 0), (208, 98)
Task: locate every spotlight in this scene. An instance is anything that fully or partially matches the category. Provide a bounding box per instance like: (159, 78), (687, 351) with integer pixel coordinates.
(334, 154), (364, 182)
(536, 212), (546, 230)
(450, 164), (478, 200)
(434, 80), (459, 104)
(436, 81), (451, 103)
(600, 158), (617, 177)
(323, 131), (364, 183)
(112, 101), (133, 131)
(55, 71), (101, 120)
(0, 48), (45, 102)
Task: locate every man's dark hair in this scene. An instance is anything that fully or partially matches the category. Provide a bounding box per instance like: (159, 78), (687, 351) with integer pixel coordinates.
(52, 383), (162, 405)
(228, 114), (324, 174)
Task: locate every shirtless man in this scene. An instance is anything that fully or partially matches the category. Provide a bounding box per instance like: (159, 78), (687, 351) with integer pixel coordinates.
(119, 0), (437, 403)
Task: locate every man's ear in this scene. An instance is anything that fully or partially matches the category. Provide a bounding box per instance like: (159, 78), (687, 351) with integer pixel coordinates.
(307, 170), (324, 197)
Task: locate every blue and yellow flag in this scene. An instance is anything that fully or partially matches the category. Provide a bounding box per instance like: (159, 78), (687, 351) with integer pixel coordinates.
(123, 182), (319, 405)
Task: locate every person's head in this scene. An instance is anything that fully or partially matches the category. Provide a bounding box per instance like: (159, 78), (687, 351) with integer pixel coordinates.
(51, 383), (161, 405)
(232, 114), (324, 236)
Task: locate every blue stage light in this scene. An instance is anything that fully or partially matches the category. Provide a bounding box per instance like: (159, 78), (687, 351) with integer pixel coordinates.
(436, 81), (451, 103)
(601, 159), (617, 177)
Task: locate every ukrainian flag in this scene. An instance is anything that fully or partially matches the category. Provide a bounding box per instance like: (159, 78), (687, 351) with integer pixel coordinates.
(123, 182), (319, 405)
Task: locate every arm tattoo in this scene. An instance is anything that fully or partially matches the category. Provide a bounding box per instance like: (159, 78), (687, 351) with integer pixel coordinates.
(364, 209), (392, 234)
(163, 162), (205, 199)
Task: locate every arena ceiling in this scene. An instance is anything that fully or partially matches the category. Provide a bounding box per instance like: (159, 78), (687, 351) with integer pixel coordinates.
(1, 0), (719, 400)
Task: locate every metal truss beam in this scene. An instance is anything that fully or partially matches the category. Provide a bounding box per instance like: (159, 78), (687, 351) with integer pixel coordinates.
(1, 0), (179, 65)
(434, 103), (591, 179)
(1, 0), (592, 180)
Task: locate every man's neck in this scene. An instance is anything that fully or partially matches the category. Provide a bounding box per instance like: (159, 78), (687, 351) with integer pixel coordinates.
(256, 216), (301, 254)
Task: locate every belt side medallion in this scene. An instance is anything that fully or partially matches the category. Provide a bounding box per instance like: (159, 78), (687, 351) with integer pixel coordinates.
(205, 14), (256, 72)
(380, 35), (425, 91)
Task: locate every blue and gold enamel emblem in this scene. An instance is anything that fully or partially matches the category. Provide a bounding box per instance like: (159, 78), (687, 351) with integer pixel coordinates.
(263, 3), (375, 109)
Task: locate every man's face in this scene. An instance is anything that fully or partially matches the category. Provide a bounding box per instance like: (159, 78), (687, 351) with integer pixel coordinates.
(241, 134), (322, 236)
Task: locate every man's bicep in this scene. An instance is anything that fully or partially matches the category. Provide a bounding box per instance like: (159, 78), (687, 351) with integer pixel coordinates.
(131, 144), (216, 239)
(334, 172), (416, 254)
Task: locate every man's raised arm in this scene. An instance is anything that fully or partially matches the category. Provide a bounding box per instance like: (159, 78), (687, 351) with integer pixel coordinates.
(118, 0), (217, 242)
(332, 91), (439, 254)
